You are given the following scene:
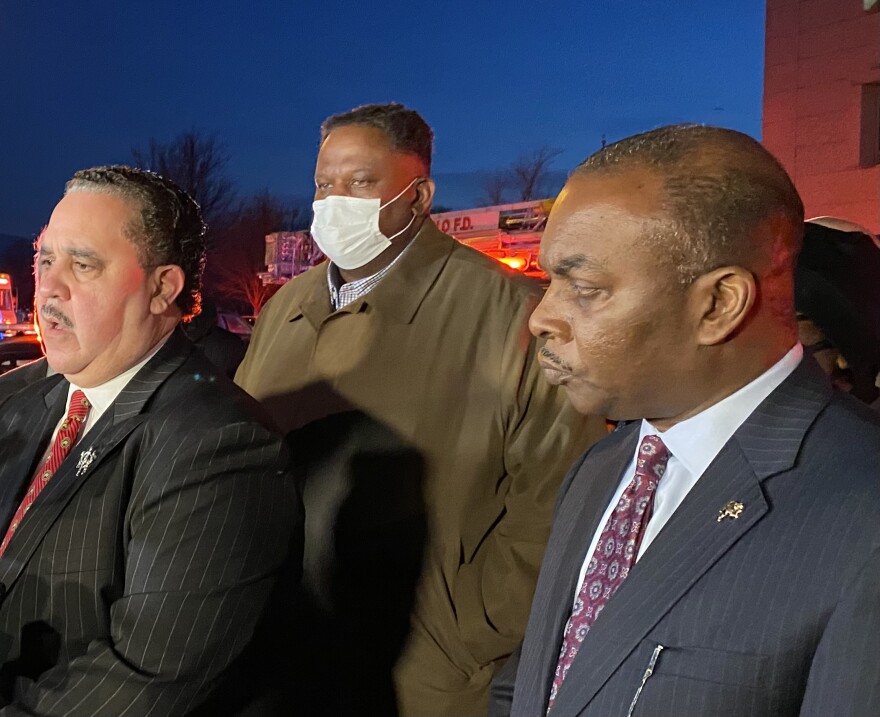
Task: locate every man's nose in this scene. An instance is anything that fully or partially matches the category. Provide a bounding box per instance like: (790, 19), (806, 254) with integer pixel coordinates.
(529, 288), (570, 343)
(37, 266), (69, 301)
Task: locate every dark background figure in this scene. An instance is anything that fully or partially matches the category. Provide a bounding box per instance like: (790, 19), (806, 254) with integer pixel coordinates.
(280, 406), (427, 717)
(796, 218), (880, 405)
(184, 298), (247, 378)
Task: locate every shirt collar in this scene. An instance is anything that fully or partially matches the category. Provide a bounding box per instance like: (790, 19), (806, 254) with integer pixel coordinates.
(66, 332), (172, 422)
(640, 344), (803, 477)
(291, 220), (454, 326)
(325, 243), (410, 309)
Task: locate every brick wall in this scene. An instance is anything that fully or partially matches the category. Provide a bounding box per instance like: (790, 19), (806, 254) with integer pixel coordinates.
(763, 0), (880, 232)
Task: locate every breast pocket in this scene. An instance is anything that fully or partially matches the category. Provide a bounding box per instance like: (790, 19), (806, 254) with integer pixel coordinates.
(630, 641), (771, 717)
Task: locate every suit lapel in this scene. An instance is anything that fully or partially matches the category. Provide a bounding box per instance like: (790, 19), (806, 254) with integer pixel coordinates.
(0, 330), (193, 589)
(0, 374), (67, 531)
(553, 441), (769, 712)
(513, 427), (638, 715)
(551, 358), (831, 714)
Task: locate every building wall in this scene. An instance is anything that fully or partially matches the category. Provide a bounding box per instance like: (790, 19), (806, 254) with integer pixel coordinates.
(763, 0), (880, 232)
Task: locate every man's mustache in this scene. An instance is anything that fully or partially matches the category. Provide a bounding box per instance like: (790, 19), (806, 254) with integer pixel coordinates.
(539, 346), (572, 372)
(40, 304), (73, 329)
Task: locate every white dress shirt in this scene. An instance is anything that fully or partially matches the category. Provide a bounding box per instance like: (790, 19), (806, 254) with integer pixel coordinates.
(44, 333), (172, 455)
(572, 344), (803, 605)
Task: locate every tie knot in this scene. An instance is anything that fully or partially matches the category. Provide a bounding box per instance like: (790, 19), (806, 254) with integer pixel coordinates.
(635, 434), (670, 481)
(67, 390), (91, 422)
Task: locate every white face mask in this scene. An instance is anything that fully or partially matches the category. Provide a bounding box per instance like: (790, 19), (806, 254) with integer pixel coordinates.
(310, 177), (420, 270)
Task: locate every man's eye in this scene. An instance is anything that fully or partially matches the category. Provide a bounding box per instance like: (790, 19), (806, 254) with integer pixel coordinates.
(315, 181), (331, 191)
(74, 262), (93, 272)
(350, 178), (370, 188)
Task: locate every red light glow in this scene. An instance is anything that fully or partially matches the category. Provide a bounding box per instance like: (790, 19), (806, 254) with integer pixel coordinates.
(498, 256), (527, 271)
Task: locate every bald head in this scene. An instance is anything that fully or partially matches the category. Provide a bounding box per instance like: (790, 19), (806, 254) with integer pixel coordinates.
(531, 125), (804, 424)
(575, 125), (805, 285)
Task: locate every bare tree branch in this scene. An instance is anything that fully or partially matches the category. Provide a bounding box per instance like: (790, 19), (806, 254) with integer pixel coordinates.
(478, 146), (563, 207)
(509, 145), (563, 202)
(132, 129), (239, 237)
(214, 268), (278, 315)
(481, 173), (510, 206)
(204, 192), (293, 311)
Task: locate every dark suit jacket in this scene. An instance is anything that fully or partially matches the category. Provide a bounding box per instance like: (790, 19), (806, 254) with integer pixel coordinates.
(0, 360), (50, 411)
(0, 329), (301, 716)
(492, 358), (880, 717)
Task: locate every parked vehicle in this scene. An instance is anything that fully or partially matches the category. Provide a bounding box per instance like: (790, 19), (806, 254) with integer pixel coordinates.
(216, 312), (253, 342)
(0, 335), (43, 375)
(2, 321), (37, 338)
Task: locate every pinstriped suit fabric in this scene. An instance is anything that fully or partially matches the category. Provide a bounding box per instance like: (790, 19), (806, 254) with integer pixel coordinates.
(492, 359), (880, 717)
(0, 360), (51, 414)
(0, 330), (300, 716)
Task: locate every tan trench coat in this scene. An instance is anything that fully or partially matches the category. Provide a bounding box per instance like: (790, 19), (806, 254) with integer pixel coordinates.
(235, 221), (605, 716)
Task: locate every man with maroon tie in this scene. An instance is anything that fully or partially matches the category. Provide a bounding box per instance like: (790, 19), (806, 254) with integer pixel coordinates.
(491, 125), (880, 717)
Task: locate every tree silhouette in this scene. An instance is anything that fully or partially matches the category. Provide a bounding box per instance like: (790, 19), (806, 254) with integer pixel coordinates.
(209, 191), (301, 313)
(132, 130), (238, 240)
(480, 145), (563, 206)
(480, 174), (510, 206)
(510, 145), (563, 201)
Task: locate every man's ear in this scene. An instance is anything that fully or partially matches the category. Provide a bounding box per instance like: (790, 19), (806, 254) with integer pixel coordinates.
(689, 265), (757, 346)
(414, 178), (436, 217)
(149, 264), (185, 315)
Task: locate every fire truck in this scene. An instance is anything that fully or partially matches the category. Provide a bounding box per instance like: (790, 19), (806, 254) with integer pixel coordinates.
(430, 199), (552, 280)
(0, 273), (37, 337)
(259, 198), (554, 285)
(0, 273), (16, 326)
(260, 231), (325, 285)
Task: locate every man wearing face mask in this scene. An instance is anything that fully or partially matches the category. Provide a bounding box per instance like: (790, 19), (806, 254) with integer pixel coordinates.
(235, 103), (605, 716)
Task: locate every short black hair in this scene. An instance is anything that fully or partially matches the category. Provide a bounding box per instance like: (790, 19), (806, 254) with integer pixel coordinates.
(575, 124), (805, 284)
(65, 165), (206, 318)
(320, 102), (434, 172)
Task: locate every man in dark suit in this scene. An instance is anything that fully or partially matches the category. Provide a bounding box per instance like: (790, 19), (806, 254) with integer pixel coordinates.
(490, 125), (880, 716)
(0, 166), (301, 715)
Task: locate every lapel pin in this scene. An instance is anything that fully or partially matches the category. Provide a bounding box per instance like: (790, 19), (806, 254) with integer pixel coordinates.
(76, 447), (97, 477)
(717, 500), (744, 522)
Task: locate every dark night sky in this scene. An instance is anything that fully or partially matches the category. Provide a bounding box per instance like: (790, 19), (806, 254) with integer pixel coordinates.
(0, 1), (766, 238)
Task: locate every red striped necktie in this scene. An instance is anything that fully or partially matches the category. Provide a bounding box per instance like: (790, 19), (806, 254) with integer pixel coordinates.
(0, 390), (91, 556)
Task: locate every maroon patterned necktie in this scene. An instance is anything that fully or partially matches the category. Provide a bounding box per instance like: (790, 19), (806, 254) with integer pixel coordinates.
(547, 434), (670, 712)
(0, 390), (91, 557)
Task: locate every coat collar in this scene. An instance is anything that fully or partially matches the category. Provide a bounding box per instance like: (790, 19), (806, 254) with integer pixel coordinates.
(0, 327), (194, 591)
(288, 220), (456, 329)
(518, 357), (833, 715)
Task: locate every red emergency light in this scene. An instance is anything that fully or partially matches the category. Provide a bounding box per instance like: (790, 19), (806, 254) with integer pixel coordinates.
(498, 256), (527, 271)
